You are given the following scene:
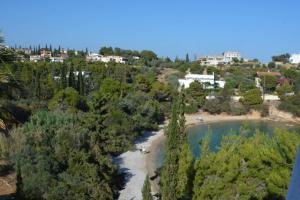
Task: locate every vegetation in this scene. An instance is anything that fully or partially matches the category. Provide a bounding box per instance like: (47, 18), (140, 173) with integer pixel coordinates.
(193, 128), (300, 199)
(1, 31), (300, 199)
(142, 175), (153, 200)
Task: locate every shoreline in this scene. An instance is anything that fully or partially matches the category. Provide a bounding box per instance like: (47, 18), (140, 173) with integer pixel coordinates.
(117, 108), (300, 199)
(146, 110), (300, 194)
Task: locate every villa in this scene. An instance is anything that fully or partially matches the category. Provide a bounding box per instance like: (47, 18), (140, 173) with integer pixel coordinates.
(289, 53), (300, 64)
(197, 51), (241, 66)
(86, 53), (128, 64)
(50, 57), (65, 63)
(29, 55), (41, 62)
(178, 73), (225, 89)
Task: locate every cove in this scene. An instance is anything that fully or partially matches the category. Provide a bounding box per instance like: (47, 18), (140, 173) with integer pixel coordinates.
(154, 120), (300, 168)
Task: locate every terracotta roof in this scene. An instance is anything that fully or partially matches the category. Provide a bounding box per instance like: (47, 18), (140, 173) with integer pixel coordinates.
(256, 71), (281, 77)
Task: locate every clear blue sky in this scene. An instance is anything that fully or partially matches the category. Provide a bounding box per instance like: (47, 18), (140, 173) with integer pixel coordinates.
(1, 0), (300, 62)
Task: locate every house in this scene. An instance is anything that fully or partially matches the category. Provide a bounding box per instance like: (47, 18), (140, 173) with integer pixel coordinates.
(86, 53), (102, 61)
(50, 57), (65, 63)
(255, 71), (282, 88)
(223, 52), (241, 62)
(40, 49), (52, 58)
(178, 73), (225, 89)
(289, 54), (300, 64)
(197, 55), (225, 66)
(53, 71), (90, 80)
(15, 48), (32, 55)
(197, 51), (241, 66)
(30, 55), (41, 62)
(104, 55), (128, 64)
(86, 53), (128, 64)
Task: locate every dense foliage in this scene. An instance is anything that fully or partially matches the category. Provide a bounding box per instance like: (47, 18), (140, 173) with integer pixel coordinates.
(193, 129), (300, 199)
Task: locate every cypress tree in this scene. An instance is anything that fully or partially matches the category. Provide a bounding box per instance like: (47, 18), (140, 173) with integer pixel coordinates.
(77, 67), (84, 95)
(68, 63), (75, 88)
(142, 175), (153, 200)
(161, 100), (180, 200)
(186, 53), (190, 63)
(60, 63), (67, 89)
(177, 91), (194, 199)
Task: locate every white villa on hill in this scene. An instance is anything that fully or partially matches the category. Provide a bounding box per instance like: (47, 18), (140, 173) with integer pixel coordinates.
(86, 53), (128, 64)
(289, 53), (300, 64)
(197, 51), (241, 66)
(178, 73), (225, 89)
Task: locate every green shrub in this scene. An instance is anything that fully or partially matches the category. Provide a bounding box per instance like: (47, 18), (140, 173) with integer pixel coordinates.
(48, 87), (89, 112)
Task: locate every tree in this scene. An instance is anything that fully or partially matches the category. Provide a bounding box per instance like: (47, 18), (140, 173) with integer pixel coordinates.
(176, 143), (194, 199)
(268, 62), (276, 68)
(192, 129), (300, 199)
(272, 53), (290, 63)
(161, 101), (180, 200)
(68, 63), (75, 88)
(185, 81), (206, 108)
(0, 33), (4, 44)
(60, 63), (67, 89)
(142, 175), (153, 200)
(185, 53), (190, 63)
(276, 80), (293, 99)
(77, 67), (84, 95)
(9, 111), (118, 199)
(99, 46), (114, 55)
(240, 88), (263, 108)
(48, 87), (88, 112)
(140, 50), (157, 61)
(263, 75), (278, 92)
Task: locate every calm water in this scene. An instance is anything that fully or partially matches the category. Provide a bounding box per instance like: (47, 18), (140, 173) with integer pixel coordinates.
(155, 120), (300, 168)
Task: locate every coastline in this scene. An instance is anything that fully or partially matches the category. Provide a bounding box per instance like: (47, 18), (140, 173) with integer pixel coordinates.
(145, 109), (300, 194)
(117, 108), (300, 199)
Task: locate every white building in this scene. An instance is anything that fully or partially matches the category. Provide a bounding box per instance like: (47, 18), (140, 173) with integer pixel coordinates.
(86, 53), (102, 61)
(223, 52), (241, 62)
(197, 51), (241, 66)
(289, 53), (300, 64)
(86, 53), (128, 64)
(30, 55), (41, 62)
(50, 57), (65, 63)
(178, 73), (225, 89)
(197, 55), (225, 66)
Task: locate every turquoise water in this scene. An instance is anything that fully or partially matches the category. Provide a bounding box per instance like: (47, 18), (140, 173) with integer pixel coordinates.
(155, 120), (300, 168)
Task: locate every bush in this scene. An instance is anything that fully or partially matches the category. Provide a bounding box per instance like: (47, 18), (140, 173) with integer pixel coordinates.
(240, 88), (263, 109)
(185, 101), (199, 114)
(228, 101), (248, 115)
(203, 99), (222, 114)
(48, 87), (89, 112)
(260, 104), (270, 117)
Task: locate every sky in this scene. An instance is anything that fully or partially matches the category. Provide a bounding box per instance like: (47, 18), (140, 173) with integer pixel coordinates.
(1, 0), (300, 62)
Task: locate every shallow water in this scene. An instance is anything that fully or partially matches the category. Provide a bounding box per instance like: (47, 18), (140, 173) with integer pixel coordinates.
(155, 120), (300, 168)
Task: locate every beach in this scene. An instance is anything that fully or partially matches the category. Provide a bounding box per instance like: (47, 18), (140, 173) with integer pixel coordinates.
(117, 109), (300, 199)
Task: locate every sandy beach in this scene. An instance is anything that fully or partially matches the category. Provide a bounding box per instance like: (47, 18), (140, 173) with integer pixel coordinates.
(117, 108), (300, 199)
(116, 128), (165, 200)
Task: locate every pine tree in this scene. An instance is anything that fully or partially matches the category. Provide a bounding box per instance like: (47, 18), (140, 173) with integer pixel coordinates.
(68, 63), (75, 88)
(161, 100), (180, 200)
(77, 67), (84, 95)
(49, 44), (52, 52)
(60, 63), (67, 89)
(142, 175), (153, 200)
